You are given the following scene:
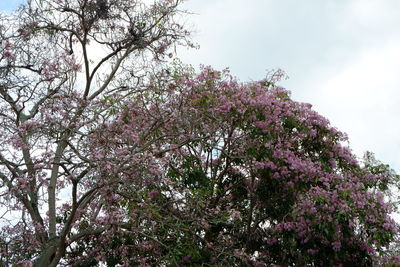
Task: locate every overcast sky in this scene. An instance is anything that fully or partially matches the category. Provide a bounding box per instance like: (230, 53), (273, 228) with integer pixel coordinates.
(177, 0), (400, 172)
(2, 0), (400, 172)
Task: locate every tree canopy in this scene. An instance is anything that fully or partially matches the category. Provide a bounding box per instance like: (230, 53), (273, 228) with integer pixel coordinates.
(0, 0), (399, 266)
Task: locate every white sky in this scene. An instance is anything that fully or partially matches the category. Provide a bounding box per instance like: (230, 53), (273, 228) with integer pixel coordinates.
(178, 0), (400, 173)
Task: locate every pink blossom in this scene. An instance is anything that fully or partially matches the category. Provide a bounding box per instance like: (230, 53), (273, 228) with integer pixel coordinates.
(148, 189), (159, 199)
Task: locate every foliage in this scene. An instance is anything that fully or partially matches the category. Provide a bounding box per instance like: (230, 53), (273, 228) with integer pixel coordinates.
(0, 0), (398, 266)
(73, 66), (399, 266)
(0, 0), (191, 265)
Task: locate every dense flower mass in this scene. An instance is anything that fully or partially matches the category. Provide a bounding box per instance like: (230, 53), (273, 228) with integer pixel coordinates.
(80, 66), (399, 266)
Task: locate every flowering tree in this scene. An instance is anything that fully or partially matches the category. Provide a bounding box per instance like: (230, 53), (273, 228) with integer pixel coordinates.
(0, 1), (399, 266)
(66, 65), (398, 266)
(0, 0), (191, 265)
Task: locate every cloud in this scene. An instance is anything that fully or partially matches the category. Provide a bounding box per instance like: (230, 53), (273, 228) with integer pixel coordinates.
(302, 41), (400, 169)
(344, 0), (400, 29)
